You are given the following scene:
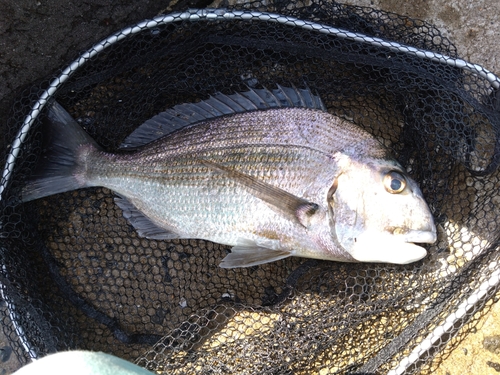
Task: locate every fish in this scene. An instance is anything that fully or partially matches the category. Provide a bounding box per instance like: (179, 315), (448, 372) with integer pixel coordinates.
(22, 86), (436, 268)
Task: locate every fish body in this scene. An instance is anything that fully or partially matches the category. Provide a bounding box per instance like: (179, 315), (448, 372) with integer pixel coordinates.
(23, 87), (436, 267)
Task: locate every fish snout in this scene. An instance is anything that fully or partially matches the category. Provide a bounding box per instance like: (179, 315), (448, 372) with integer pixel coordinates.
(390, 194), (437, 245)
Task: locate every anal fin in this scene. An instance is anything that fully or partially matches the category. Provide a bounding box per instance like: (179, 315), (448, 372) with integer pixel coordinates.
(114, 196), (180, 240)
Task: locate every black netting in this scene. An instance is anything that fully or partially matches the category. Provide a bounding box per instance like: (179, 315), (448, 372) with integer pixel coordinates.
(1, 1), (500, 374)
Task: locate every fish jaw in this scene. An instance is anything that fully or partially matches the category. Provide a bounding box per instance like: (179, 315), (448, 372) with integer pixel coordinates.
(348, 229), (436, 264)
(403, 229), (437, 244)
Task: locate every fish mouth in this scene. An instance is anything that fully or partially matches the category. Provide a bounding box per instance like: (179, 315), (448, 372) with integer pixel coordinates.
(401, 229), (437, 244)
(348, 228), (436, 265)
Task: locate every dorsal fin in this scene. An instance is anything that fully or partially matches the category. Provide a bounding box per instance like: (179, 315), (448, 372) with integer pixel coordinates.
(119, 86), (326, 149)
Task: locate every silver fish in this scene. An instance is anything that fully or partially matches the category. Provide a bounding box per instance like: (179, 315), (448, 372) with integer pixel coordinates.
(22, 86), (436, 268)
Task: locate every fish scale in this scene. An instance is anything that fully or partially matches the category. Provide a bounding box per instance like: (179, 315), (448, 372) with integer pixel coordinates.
(22, 87), (436, 267)
(91, 146), (327, 193)
(126, 108), (382, 160)
(93, 146), (334, 242)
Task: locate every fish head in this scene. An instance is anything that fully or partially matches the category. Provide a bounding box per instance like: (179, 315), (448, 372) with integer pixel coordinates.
(329, 155), (436, 264)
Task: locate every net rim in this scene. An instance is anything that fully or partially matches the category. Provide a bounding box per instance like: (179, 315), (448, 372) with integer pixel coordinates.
(1, 7), (499, 370)
(3, 7), (499, 201)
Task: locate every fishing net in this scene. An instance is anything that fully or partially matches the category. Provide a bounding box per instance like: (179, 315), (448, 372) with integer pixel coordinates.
(1, 1), (500, 374)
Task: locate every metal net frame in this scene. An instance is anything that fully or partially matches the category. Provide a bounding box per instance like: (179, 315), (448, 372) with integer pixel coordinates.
(1, 1), (500, 374)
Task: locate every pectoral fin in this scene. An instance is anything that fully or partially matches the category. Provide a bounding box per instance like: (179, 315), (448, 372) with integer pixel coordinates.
(220, 245), (292, 268)
(201, 160), (319, 228)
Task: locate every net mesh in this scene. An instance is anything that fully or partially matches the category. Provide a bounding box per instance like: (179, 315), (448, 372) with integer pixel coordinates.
(1, 1), (500, 374)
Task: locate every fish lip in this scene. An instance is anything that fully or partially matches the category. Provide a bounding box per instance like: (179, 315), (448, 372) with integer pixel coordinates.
(403, 229), (437, 244)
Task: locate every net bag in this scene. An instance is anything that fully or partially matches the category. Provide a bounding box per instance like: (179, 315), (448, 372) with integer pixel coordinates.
(1, 1), (500, 374)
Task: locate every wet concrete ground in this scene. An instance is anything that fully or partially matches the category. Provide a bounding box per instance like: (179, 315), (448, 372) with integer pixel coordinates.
(1, 0), (499, 373)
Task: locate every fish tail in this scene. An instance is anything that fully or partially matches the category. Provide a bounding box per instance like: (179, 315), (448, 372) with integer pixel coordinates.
(22, 101), (102, 202)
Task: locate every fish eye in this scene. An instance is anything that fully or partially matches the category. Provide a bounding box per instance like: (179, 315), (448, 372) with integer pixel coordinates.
(383, 171), (406, 194)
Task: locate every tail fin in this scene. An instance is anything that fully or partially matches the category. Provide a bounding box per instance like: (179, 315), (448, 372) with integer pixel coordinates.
(22, 101), (102, 202)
